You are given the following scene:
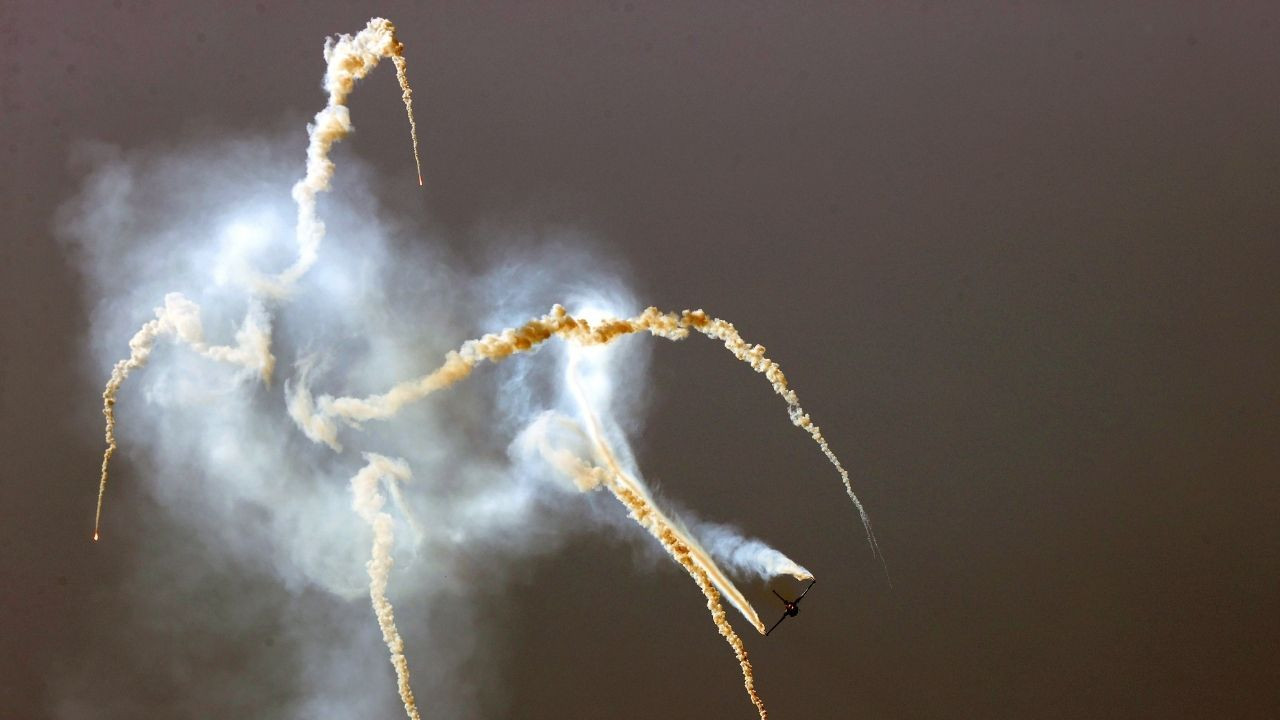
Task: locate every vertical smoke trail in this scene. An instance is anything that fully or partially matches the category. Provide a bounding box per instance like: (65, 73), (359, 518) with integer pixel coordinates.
(265, 16), (420, 296)
(386, 470), (426, 545)
(691, 522), (813, 582)
(390, 53), (424, 187)
(94, 294), (273, 541)
(289, 305), (877, 555)
(350, 454), (422, 720)
(94, 17), (421, 539)
(95, 319), (161, 542)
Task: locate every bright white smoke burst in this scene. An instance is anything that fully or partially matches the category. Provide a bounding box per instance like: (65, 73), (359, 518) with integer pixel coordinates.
(60, 18), (874, 720)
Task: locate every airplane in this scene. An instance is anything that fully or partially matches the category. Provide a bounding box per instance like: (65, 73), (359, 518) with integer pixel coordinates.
(766, 579), (816, 636)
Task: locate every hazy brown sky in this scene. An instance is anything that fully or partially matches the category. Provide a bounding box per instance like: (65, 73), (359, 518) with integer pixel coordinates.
(2, 3), (1278, 718)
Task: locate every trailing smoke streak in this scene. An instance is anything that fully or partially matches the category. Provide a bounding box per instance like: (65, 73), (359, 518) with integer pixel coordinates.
(94, 293), (273, 541)
(563, 347), (769, 634)
(531, 439), (768, 720)
(690, 316), (882, 561)
(386, 470), (427, 546)
(94, 17), (420, 540)
(289, 304), (879, 557)
(265, 16), (420, 296)
(390, 54), (424, 187)
(350, 454), (422, 720)
(692, 522), (813, 583)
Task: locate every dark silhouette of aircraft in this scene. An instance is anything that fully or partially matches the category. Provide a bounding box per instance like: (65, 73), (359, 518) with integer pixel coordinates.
(766, 579), (816, 636)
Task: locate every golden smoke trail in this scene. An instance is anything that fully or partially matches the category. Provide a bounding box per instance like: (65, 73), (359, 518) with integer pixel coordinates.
(683, 314), (882, 559)
(563, 347), (771, 634)
(266, 16), (421, 296)
(290, 305), (877, 554)
(94, 294), (273, 541)
(94, 17), (420, 540)
(562, 345), (774, 712)
(537, 445), (768, 719)
(390, 53), (424, 187)
(351, 454), (422, 720)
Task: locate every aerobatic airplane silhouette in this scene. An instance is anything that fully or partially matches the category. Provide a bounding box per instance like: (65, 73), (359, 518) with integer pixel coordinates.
(766, 579), (816, 636)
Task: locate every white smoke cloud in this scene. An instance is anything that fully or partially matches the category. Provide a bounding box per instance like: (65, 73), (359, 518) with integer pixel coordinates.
(58, 131), (819, 716)
(54, 129), (564, 716)
(54, 18), (842, 720)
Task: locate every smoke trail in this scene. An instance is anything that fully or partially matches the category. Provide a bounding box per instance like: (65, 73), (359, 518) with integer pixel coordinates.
(94, 293), (273, 540)
(94, 17), (421, 540)
(350, 454), (421, 720)
(683, 313), (882, 560)
(264, 16), (420, 296)
(288, 304), (878, 555)
(689, 522), (812, 583)
(606, 476), (768, 720)
(563, 346), (768, 634)
(390, 54), (424, 187)
(386, 469), (426, 546)
(528, 435), (768, 719)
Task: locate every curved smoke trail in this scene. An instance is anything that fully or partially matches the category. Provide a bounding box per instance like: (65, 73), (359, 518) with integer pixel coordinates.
(89, 16), (873, 720)
(94, 17), (420, 541)
(288, 304), (879, 558)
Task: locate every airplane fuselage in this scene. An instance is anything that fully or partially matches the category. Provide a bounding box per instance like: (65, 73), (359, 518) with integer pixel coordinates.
(766, 579), (814, 635)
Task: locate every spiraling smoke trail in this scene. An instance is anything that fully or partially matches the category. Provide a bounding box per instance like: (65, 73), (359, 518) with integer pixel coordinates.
(93, 17), (420, 541)
(350, 454), (422, 720)
(265, 16), (420, 295)
(288, 304), (879, 556)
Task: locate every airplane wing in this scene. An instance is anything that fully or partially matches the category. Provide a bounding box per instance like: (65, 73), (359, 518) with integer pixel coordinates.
(766, 613), (789, 636)
(795, 579), (816, 602)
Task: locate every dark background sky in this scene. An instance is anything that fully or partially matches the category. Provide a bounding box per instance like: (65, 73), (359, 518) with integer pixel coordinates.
(3, 2), (1278, 718)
